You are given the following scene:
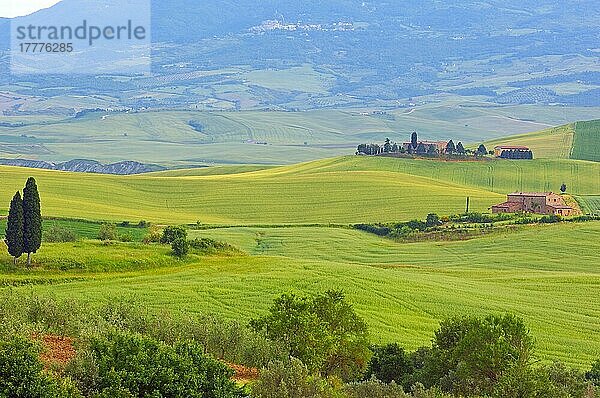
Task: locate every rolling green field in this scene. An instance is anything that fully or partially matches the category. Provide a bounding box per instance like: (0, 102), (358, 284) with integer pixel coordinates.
(1, 155), (599, 370)
(1, 156), (598, 225)
(485, 119), (600, 162)
(1, 221), (599, 368)
(572, 120), (600, 162)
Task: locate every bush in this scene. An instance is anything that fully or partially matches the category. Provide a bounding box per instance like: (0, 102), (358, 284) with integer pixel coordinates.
(354, 224), (391, 236)
(67, 331), (243, 398)
(172, 237), (189, 257)
(142, 225), (162, 244)
(0, 335), (80, 398)
(365, 344), (414, 387)
(343, 378), (408, 398)
(44, 225), (78, 243)
(118, 232), (134, 242)
(250, 359), (338, 398)
(97, 223), (118, 241)
(587, 359), (600, 385)
(188, 237), (238, 253)
(160, 225), (187, 244)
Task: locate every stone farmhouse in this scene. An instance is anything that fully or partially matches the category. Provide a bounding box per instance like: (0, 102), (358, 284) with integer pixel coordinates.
(401, 141), (447, 153)
(491, 192), (576, 216)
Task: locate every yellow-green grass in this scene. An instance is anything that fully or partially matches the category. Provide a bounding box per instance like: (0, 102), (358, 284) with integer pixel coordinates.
(262, 156), (600, 195)
(4, 221), (599, 368)
(572, 120), (600, 162)
(0, 219), (148, 242)
(0, 161), (503, 224)
(484, 124), (575, 159)
(2, 156), (600, 225)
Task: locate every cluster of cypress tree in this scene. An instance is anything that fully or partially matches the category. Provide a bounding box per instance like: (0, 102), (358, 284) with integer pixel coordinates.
(4, 177), (42, 266)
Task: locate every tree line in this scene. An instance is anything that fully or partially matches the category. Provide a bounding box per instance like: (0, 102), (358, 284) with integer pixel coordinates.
(4, 177), (42, 266)
(357, 132), (489, 158)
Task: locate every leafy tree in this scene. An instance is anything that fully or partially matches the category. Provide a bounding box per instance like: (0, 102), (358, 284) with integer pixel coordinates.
(411, 132), (418, 148)
(445, 140), (456, 155)
(426, 213), (441, 228)
(160, 225), (187, 244)
(391, 143), (399, 153)
(416, 142), (426, 154)
(431, 314), (534, 396)
(171, 237), (189, 257)
(364, 343), (414, 386)
(586, 359), (600, 385)
(5, 192), (24, 264)
(384, 138), (392, 153)
(456, 142), (465, 155)
(22, 177), (42, 266)
(427, 144), (438, 156)
(250, 291), (370, 381)
(477, 144), (487, 156)
(0, 336), (78, 397)
(560, 183), (567, 193)
(98, 223), (118, 241)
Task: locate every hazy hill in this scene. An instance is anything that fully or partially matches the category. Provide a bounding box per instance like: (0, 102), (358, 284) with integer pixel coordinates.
(2, 0), (600, 109)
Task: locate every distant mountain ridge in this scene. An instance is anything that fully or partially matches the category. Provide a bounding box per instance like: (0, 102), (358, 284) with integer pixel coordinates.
(0, 158), (166, 174)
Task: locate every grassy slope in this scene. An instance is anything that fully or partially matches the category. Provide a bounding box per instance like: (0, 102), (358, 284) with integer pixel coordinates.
(484, 119), (600, 162)
(572, 120), (600, 162)
(484, 124), (575, 159)
(0, 160), (504, 224)
(2, 222), (598, 367)
(2, 156), (599, 224)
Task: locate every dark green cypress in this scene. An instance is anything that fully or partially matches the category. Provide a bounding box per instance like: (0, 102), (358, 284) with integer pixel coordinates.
(5, 192), (24, 264)
(22, 177), (42, 266)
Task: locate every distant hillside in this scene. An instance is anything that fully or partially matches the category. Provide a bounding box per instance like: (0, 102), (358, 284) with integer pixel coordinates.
(0, 159), (165, 175)
(485, 119), (600, 162)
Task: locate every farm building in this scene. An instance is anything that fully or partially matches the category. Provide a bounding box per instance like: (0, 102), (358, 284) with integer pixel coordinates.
(494, 145), (533, 159)
(491, 192), (576, 216)
(401, 141), (447, 153)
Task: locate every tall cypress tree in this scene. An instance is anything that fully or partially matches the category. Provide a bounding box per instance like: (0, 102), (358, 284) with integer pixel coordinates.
(5, 192), (24, 265)
(22, 177), (42, 266)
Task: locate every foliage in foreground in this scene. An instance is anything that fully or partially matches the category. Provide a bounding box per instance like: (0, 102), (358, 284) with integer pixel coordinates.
(0, 336), (79, 398)
(66, 331), (243, 398)
(250, 290), (371, 382)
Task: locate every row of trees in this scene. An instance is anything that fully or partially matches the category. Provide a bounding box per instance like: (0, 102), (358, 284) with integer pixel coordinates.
(4, 177), (42, 266)
(357, 132), (489, 158)
(499, 149), (534, 159)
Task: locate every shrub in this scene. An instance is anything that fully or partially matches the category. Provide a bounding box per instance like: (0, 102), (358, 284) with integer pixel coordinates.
(354, 224), (391, 236)
(118, 232), (134, 242)
(425, 214), (441, 228)
(0, 335), (80, 398)
(188, 237), (238, 253)
(44, 225), (78, 243)
(142, 225), (162, 244)
(172, 237), (189, 257)
(160, 225), (187, 244)
(67, 331), (243, 398)
(250, 359), (338, 398)
(343, 378), (408, 398)
(365, 344), (414, 387)
(97, 223), (118, 241)
(587, 359), (600, 385)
